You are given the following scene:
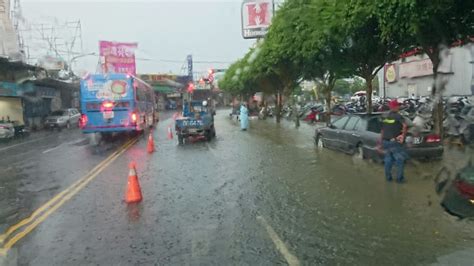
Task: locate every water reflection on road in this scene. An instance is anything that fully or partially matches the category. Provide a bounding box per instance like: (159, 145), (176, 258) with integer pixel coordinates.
(236, 116), (474, 264)
(3, 111), (473, 265)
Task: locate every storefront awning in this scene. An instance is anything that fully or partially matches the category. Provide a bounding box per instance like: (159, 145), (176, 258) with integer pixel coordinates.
(153, 85), (177, 94)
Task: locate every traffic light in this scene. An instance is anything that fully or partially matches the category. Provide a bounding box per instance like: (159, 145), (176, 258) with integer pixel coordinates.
(187, 82), (195, 93)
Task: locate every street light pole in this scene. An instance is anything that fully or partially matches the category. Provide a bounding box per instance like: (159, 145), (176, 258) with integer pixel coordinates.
(68, 52), (97, 73)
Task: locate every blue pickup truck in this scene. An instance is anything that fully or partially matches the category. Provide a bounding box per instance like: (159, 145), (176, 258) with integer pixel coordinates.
(175, 100), (216, 144)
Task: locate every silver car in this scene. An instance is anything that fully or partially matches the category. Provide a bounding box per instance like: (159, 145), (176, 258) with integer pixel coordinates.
(46, 108), (81, 129)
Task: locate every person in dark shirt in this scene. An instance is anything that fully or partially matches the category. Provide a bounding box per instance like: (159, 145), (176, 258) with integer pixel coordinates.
(380, 99), (408, 183)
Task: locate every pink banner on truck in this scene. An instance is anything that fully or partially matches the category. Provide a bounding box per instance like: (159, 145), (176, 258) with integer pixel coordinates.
(99, 41), (138, 75)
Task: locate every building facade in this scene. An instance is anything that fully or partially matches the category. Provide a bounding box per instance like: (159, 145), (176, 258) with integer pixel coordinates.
(378, 44), (474, 98)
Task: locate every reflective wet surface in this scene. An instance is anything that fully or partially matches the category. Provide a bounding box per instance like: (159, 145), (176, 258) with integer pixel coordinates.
(0, 111), (473, 265)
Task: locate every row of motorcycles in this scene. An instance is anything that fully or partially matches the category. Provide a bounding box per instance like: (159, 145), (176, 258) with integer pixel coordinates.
(258, 96), (473, 143)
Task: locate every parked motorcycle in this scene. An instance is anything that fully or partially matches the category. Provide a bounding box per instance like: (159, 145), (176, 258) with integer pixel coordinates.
(444, 104), (474, 143)
(303, 105), (325, 123)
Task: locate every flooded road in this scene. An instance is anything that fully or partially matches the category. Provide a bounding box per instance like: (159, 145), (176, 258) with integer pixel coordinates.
(1, 111), (473, 265)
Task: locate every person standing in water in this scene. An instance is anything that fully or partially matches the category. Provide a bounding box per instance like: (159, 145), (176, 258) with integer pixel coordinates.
(240, 103), (249, 131)
(380, 99), (408, 183)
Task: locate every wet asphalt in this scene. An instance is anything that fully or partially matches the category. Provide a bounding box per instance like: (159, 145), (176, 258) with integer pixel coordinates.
(0, 111), (473, 265)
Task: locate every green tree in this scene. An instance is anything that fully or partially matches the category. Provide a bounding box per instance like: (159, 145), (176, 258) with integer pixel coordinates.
(376, 0), (474, 133)
(332, 0), (403, 113)
(333, 79), (351, 96)
(250, 1), (305, 124)
(260, 0), (353, 121)
(350, 77), (366, 94)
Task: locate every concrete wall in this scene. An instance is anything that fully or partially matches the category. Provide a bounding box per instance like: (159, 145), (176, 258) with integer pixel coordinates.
(378, 44), (474, 98)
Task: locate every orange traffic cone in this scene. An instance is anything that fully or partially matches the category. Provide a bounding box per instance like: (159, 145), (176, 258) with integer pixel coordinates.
(125, 162), (142, 203)
(147, 130), (155, 153)
(167, 125), (173, 140)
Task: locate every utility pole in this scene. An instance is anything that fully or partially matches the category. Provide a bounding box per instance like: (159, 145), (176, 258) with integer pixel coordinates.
(19, 18), (83, 66)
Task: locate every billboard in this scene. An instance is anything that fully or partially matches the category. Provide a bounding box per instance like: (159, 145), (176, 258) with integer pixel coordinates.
(81, 76), (132, 101)
(241, 0), (274, 39)
(99, 41), (138, 75)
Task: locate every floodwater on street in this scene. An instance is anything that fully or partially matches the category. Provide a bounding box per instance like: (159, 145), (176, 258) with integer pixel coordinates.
(0, 111), (473, 265)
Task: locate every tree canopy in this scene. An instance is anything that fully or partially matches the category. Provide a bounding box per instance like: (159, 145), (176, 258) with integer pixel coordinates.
(220, 0), (472, 121)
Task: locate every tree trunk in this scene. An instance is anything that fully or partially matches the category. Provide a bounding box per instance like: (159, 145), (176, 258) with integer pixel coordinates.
(429, 53), (443, 136)
(275, 92), (281, 123)
(366, 76), (373, 114)
(278, 92), (283, 123)
(325, 88), (332, 125)
(292, 95), (300, 128)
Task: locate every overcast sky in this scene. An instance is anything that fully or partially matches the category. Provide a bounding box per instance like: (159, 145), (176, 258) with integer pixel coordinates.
(21, 0), (255, 75)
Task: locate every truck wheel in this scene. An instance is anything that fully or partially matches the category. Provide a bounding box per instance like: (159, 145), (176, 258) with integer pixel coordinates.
(178, 134), (184, 145)
(205, 130), (212, 141)
(212, 127), (216, 138)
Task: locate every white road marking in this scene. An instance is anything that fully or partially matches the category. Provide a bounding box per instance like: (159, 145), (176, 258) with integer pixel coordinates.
(66, 138), (86, 145)
(0, 136), (51, 152)
(257, 215), (300, 266)
(42, 145), (62, 154)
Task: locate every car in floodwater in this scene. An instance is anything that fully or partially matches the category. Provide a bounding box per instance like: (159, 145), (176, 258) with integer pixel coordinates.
(441, 164), (474, 219)
(314, 113), (444, 161)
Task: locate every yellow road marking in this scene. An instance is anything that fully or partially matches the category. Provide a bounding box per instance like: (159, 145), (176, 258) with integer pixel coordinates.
(0, 138), (138, 255)
(257, 215), (300, 266)
(0, 138), (134, 244)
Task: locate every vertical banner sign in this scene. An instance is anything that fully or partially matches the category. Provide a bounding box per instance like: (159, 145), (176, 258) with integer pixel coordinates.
(241, 0), (274, 39)
(187, 54), (193, 81)
(99, 41), (138, 75)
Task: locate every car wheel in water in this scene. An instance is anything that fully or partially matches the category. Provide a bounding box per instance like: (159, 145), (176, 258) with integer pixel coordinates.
(315, 135), (324, 149)
(178, 134), (184, 145)
(205, 130), (212, 141)
(354, 144), (364, 159)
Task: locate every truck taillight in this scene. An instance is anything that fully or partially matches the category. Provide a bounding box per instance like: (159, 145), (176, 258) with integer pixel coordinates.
(79, 114), (88, 128)
(426, 134), (441, 143)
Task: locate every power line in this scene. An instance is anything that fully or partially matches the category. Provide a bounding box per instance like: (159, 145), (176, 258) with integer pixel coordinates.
(136, 58), (232, 64)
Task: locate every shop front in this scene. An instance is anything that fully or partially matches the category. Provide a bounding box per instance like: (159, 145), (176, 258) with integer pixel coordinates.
(23, 85), (58, 129)
(0, 81), (30, 125)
